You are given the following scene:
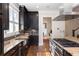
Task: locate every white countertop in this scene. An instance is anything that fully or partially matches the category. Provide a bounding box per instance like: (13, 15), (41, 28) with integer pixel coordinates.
(4, 33), (29, 54)
(65, 36), (79, 56)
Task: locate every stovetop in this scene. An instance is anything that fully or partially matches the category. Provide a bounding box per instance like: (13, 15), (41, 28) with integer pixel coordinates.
(53, 38), (79, 47)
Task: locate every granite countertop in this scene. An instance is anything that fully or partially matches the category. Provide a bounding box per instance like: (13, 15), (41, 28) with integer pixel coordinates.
(64, 36), (79, 56)
(4, 33), (29, 54)
(53, 36), (79, 56)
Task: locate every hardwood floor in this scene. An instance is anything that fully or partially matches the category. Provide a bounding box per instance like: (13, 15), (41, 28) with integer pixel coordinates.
(26, 45), (38, 56)
(26, 39), (51, 56)
(37, 39), (51, 56)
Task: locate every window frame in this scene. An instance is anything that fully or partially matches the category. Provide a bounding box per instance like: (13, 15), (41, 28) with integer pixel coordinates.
(4, 4), (19, 34)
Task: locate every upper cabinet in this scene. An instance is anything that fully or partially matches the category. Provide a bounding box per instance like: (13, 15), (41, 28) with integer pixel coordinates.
(0, 3), (9, 30)
(19, 6), (28, 31)
(27, 12), (38, 30)
(19, 6), (39, 32)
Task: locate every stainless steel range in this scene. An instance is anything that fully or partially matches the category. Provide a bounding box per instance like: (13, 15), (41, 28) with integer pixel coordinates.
(53, 38), (79, 47)
(50, 38), (79, 56)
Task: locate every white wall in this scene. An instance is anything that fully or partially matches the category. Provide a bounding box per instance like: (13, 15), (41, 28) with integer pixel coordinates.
(38, 10), (59, 46)
(52, 21), (65, 38)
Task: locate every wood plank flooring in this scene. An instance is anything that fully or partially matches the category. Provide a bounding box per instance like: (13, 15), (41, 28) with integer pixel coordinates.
(26, 45), (38, 56)
(26, 39), (51, 56)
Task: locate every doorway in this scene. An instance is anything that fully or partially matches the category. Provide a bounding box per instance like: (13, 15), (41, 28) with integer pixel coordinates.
(43, 17), (52, 40)
(43, 17), (52, 55)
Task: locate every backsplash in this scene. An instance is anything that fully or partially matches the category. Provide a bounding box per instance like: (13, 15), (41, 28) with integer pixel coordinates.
(4, 30), (20, 38)
(75, 29), (79, 37)
(65, 18), (79, 37)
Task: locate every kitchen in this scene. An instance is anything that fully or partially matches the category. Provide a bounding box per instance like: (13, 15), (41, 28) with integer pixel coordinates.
(0, 3), (39, 56)
(0, 3), (79, 56)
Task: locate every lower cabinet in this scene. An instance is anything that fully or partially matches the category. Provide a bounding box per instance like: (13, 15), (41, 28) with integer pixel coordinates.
(4, 41), (23, 56)
(4, 45), (19, 56)
(22, 45), (29, 56)
(27, 35), (38, 46)
(4, 40), (29, 56)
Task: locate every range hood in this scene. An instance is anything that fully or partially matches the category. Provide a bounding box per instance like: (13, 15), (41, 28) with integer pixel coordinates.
(53, 13), (79, 21)
(54, 4), (79, 21)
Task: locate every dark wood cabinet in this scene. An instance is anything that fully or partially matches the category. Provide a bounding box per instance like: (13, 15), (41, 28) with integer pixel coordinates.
(0, 3), (9, 30)
(2, 3), (9, 30)
(19, 6), (39, 31)
(27, 12), (38, 30)
(4, 45), (19, 56)
(27, 35), (38, 46)
(19, 6), (28, 31)
(0, 26), (4, 55)
(21, 40), (29, 56)
(0, 3), (9, 55)
(4, 41), (24, 56)
(22, 45), (29, 56)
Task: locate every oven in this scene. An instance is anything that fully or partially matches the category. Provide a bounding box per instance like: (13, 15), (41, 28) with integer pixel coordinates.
(49, 40), (54, 56)
(53, 41), (63, 56)
(50, 39), (72, 56)
(50, 40), (63, 56)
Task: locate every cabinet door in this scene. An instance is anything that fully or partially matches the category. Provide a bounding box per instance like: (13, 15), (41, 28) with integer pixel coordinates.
(4, 44), (19, 56)
(19, 6), (28, 31)
(0, 4), (4, 55)
(2, 3), (9, 30)
(19, 6), (25, 31)
(0, 4), (3, 26)
(0, 26), (4, 55)
(0, 4), (2, 15)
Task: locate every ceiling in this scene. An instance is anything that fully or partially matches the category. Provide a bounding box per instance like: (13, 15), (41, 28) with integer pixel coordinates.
(19, 3), (79, 12)
(19, 3), (63, 11)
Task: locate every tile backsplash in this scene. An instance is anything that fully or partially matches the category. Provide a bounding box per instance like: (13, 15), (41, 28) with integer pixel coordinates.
(4, 30), (20, 38)
(65, 19), (79, 37)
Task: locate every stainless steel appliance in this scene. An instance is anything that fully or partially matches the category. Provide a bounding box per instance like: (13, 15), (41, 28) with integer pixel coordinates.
(53, 38), (79, 47)
(50, 38), (75, 56)
(53, 40), (63, 56)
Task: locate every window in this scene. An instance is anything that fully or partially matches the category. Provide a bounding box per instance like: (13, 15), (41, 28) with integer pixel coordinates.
(4, 4), (19, 35)
(6, 22), (14, 33)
